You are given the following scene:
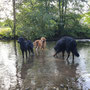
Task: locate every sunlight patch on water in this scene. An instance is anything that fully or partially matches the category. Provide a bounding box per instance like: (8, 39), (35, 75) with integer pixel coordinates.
(77, 47), (90, 89)
(0, 42), (17, 90)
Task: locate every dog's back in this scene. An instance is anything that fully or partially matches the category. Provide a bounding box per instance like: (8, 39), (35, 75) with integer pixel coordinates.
(54, 36), (79, 59)
(18, 37), (34, 58)
(33, 40), (42, 49)
(63, 36), (79, 57)
(34, 37), (46, 50)
(27, 40), (34, 54)
(27, 40), (33, 49)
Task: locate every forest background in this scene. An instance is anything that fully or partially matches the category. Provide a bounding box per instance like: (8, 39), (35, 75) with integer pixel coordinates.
(0, 0), (90, 40)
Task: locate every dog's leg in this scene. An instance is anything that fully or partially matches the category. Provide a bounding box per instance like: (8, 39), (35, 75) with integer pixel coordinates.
(72, 53), (74, 64)
(25, 51), (27, 58)
(28, 50), (30, 56)
(53, 52), (58, 57)
(66, 52), (70, 60)
(31, 48), (34, 55)
(22, 51), (24, 58)
(36, 47), (38, 51)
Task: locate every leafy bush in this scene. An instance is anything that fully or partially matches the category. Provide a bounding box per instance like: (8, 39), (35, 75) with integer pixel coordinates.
(0, 28), (13, 39)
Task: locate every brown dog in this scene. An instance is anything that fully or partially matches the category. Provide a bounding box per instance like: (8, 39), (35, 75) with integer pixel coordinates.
(33, 37), (46, 50)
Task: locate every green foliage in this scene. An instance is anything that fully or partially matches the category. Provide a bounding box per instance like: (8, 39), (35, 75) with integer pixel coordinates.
(58, 12), (90, 38)
(4, 19), (13, 30)
(84, 11), (90, 25)
(64, 24), (90, 38)
(0, 0), (90, 40)
(0, 28), (13, 39)
(16, 0), (57, 40)
(0, 22), (4, 27)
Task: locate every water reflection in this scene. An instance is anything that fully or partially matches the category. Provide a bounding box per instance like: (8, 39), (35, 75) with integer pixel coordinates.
(0, 41), (90, 90)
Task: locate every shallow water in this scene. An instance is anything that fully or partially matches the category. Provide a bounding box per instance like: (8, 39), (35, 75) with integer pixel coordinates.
(0, 40), (90, 90)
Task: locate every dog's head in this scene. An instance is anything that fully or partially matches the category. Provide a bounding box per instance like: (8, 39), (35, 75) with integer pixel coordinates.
(18, 37), (24, 43)
(73, 48), (80, 57)
(41, 37), (46, 43)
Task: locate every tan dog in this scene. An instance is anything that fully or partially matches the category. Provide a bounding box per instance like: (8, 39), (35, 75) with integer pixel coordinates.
(33, 37), (46, 50)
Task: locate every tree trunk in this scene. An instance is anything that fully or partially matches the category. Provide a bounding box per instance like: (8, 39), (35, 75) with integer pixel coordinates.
(58, 0), (68, 30)
(12, 0), (16, 39)
(58, 0), (61, 30)
(64, 0), (68, 24)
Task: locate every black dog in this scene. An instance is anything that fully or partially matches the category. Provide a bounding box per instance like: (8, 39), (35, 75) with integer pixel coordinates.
(53, 36), (79, 61)
(18, 37), (34, 58)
